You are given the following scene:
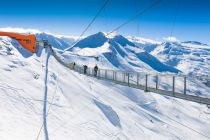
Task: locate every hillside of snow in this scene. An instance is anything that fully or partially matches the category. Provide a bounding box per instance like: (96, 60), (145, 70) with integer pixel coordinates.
(1, 33), (210, 139)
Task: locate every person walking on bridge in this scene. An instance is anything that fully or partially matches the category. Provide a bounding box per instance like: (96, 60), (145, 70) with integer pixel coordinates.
(83, 65), (88, 74)
(72, 62), (76, 70)
(94, 65), (98, 77)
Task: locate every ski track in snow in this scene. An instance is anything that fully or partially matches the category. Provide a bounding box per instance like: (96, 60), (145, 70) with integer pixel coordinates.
(43, 48), (50, 140)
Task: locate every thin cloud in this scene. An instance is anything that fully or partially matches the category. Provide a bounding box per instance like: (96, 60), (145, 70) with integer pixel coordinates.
(0, 27), (42, 34)
(163, 36), (179, 42)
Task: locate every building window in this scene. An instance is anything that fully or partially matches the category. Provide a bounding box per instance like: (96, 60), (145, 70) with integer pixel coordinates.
(26, 40), (31, 44)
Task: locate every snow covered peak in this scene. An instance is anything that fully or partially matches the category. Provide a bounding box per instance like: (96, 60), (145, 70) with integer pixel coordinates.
(71, 32), (136, 50)
(71, 32), (108, 50)
(111, 35), (135, 47)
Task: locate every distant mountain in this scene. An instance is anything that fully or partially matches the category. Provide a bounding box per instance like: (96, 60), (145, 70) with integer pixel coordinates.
(69, 32), (108, 50)
(126, 36), (210, 79)
(63, 32), (180, 73)
(36, 33), (75, 50)
(151, 41), (210, 77)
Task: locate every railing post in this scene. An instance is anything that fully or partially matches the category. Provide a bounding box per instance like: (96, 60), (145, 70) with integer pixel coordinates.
(87, 68), (89, 75)
(172, 76), (175, 96)
(137, 73), (139, 85)
(115, 71), (117, 81)
(98, 69), (100, 78)
(184, 76), (186, 95)
(145, 74), (148, 92)
(156, 75), (159, 90)
(77, 66), (79, 73)
(123, 72), (126, 82)
(105, 70), (107, 79)
(113, 70), (115, 80)
(128, 73), (130, 86)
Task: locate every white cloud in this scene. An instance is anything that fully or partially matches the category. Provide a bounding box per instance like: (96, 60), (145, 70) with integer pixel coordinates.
(127, 36), (161, 44)
(0, 27), (42, 34)
(163, 36), (179, 42)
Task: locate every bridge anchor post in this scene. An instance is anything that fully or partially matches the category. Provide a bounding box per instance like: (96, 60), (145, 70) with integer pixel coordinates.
(137, 73), (139, 85)
(128, 73), (130, 86)
(156, 75), (158, 90)
(145, 74), (148, 92)
(184, 76), (186, 95)
(172, 76), (175, 96)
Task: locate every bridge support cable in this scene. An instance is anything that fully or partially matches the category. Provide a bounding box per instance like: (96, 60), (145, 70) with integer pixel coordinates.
(63, 0), (110, 52)
(169, 0), (180, 41)
(106, 0), (161, 37)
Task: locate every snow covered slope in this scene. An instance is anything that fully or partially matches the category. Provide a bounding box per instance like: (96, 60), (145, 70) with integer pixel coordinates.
(63, 32), (179, 73)
(1, 36), (210, 140)
(151, 42), (210, 77)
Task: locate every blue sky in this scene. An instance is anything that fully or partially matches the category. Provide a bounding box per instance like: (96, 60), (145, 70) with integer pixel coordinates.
(0, 0), (209, 43)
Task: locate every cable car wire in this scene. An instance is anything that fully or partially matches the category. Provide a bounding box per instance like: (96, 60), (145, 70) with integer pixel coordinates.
(169, 0), (180, 41)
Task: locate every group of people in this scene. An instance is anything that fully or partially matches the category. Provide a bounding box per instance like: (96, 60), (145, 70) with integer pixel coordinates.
(72, 62), (98, 77)
(83, 64), (98, 76)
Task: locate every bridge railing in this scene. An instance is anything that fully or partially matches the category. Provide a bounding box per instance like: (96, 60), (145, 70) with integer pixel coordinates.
(73, 65), (188, 95)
